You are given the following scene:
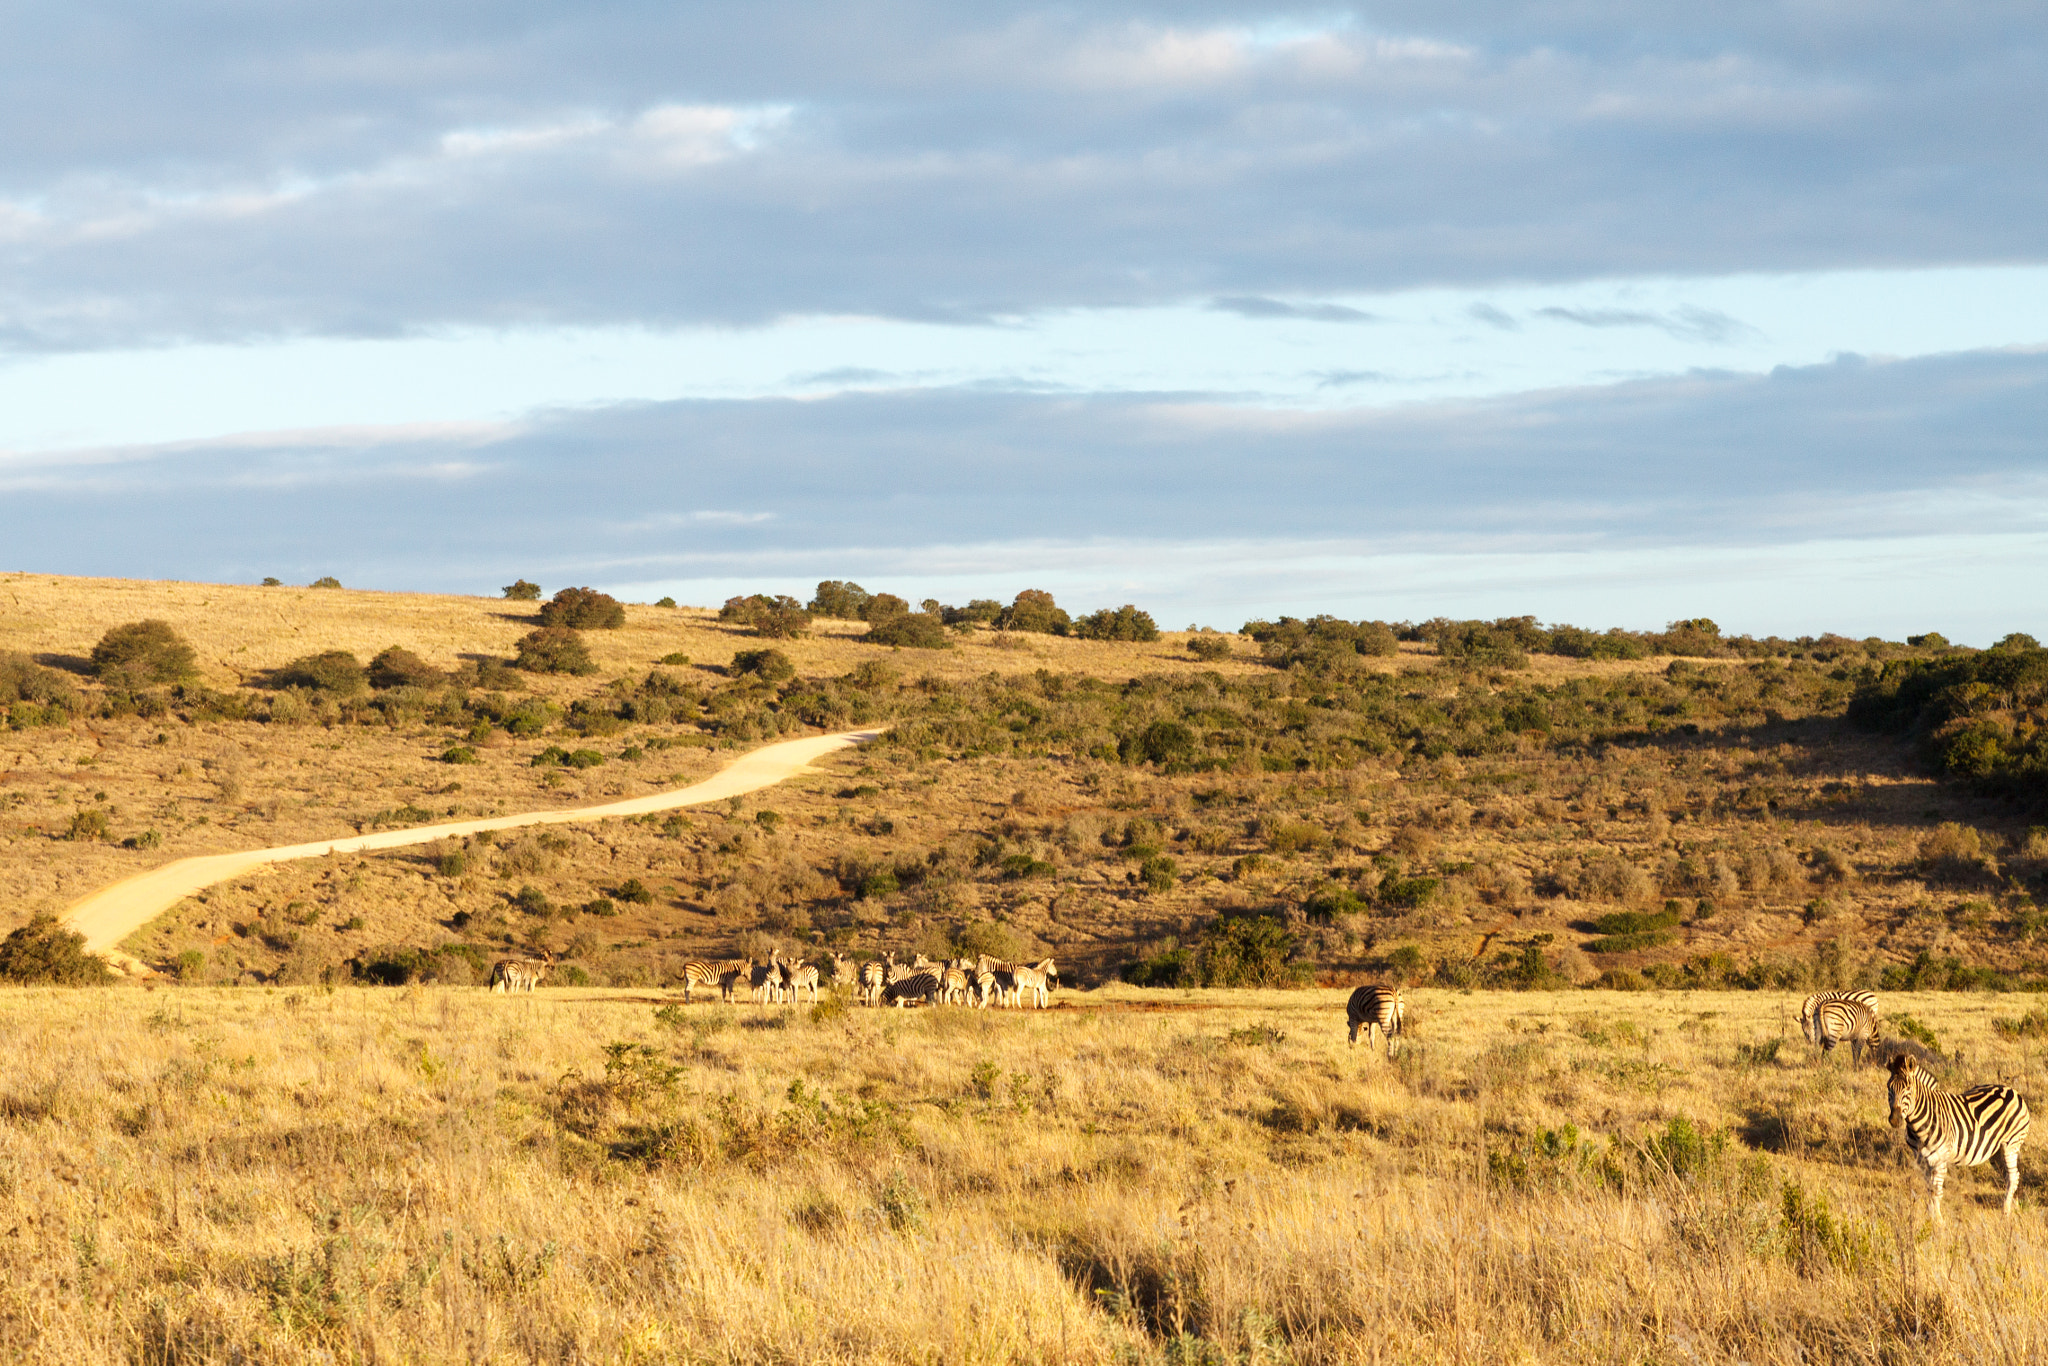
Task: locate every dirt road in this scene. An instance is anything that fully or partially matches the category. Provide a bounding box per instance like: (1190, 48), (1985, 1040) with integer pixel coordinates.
(61, 727), (885, 973)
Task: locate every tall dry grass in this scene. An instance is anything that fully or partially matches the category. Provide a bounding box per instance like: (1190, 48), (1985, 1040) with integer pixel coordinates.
(0, 983), (2044, 1361)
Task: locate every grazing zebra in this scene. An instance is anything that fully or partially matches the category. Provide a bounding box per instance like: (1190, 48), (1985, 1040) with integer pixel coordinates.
(489, 952), (554, 994)
(1346, 984), (1404, 1053)
(783, 958), (820, 1005)
(884, 966), (943, 1007)
(1798, 990), (1878, 1045)
(1811, 999), (1879, 1065)
(1887, 1053), (2031, 1220)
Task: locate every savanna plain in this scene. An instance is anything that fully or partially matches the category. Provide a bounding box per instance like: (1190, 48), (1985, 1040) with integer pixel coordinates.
(2, 572), (2048, 1362)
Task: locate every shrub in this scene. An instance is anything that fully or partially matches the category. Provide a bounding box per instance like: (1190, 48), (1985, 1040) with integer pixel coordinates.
(442, 746), (478, 764)
(657, 652), (691, 666)
(1187, 635), (1232, 661)
(808, 581), (872, 619)
(1435, 623), (1530, 670)
(719, 594), (812, 639)
(1138, 855), (1179, 892)
(538, 587), (627, 629)
(862, 593), (911, 622)
(864, 613), (952, 649)
(260, 576), (282, 587)
(731, 648), (795, 681)
(0, 915), (113, 984)
(1072, 605), (1160, 642)
(996, 590), (1071, 635)
(1201, 914), (1307, 988)
(275, 650), (368, 694)
(368, 646), (440, 689)
(89, 620), (197, 684)
(616, 878), (654, 904)
(655, 596), (677, 608)
(309, 576), (343, 589)
(0, 653), (78, 714)
(65, 810), (111, 842)
(514, 627), (598, 675)
(502, 579), (542, 601)
(944, 599), (1005, 626)
(436, 848), (469, 878)
(1124, 720), (1199, 767)
(174, 950), (206, 983)
(1241, 616), (1400, 670)
(514, 886), (552, 916)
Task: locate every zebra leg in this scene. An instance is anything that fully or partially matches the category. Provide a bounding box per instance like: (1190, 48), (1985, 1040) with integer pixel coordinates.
(2001, 1144), (2023, 1215)
(1928, 1161), (1947, 1223)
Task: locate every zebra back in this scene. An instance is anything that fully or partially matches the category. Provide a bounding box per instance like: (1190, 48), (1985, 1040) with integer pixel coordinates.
(859, 960), (886, 1005)
(884, 969), (942, 1007)
(1800, 990), (1878, 1038)
(1813, 999), (1878, 1062)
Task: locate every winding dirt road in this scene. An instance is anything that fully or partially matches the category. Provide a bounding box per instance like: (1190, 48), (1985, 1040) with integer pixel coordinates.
(61, 727), (885, 973)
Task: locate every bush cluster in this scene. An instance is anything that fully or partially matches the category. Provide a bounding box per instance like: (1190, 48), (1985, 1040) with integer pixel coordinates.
(1072, 605), (1159, 642)
(996, 590), (1071, 635)
(1849, 637), (2048, 797)
(538, 587), (626, 630)
(514, 627), (598, 675)
(719, 594), (811, 638)
(1123, 913), (1308, 988)
(90, 620), (197, 685)
(502, 579), (542, 601)
(0, 916), (113, 985)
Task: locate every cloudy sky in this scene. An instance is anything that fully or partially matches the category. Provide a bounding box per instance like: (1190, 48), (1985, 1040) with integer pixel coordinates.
(2, 2), (2043, 639)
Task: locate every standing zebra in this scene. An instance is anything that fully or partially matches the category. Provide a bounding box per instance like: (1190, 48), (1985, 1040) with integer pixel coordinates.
(941, 961), (971, 1006)
(1346, 984), (1404, 1054)
(1811, 999), (1879, 1065)
(884, 965), (943, 1007)
(1887, 1053), (2030, 1220)
(1011, 959), (1058, 1008)
(784, 958), (821, 1005)
(489, 951), (554, 994)
(859, 957), (887, 1007)
(678, 959), (727, 1004)
(1798, 990), (1878, 1046)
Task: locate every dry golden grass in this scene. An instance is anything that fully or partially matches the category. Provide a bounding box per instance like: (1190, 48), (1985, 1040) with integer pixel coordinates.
(3, 982), (2046, 1362)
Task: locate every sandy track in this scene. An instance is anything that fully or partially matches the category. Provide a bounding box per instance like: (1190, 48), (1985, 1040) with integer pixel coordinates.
(61, 727), (885, 972)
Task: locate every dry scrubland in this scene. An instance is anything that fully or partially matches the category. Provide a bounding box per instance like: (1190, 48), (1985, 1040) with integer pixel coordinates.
(3, 984), (2048, 1363)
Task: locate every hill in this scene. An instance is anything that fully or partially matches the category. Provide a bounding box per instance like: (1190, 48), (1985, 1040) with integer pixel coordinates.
(1, 571), (2043, 994)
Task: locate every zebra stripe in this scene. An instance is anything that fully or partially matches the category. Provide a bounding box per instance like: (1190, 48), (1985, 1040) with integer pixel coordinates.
(784, 959), (820, 1005)
(941, 963), (970, 1005)
(1011, 959), (1058, 1008)
(679, 959), (720, 1003)
(1887, 1053), (2031, 1220)
(1812, 999), (1878, 1065)
(859, 959), (886, 1007)
(1346, 984), (1404, 1053)
(1799, 990), (1878, 1044)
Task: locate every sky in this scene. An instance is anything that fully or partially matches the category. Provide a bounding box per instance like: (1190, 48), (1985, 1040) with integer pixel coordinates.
(1, 2), (2043, 641)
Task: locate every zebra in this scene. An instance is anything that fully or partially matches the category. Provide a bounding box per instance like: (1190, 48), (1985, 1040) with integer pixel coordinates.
(783, 958), (821, 1005)
(1346, 984), (1404, 1053)
(941, 961), (971, 1005)
(489, 951), (554, 994)
(990, 963), (1020, 1008)
(1887, 1053), (2031, 1220)
(717, 961), (750, 1003)
(1798, 990), (1878, 1046)
(969, 961), (999, 1009)
(748, 956), (783, 1005)
(884, 965), (943, 1007)
(1811, 998), (1879, 1065)
(678, 959), (728, 1004)
(859, 957), (887, 1007)
(1011, 959), (1058, 1008)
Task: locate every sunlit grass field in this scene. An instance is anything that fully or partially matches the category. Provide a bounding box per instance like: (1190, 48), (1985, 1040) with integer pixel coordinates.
(4, 981), (2047, 1362)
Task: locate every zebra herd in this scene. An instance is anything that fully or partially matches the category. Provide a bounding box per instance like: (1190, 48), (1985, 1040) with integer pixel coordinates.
(670, 949), (1061, 1010)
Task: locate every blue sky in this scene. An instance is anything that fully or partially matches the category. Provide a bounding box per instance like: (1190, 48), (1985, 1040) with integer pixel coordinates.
(1, 2), (2043, 640)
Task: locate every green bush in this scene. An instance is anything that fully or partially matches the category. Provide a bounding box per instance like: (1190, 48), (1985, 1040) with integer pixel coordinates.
(943, 599), (1005, 626)
(1187, 635), (1232, 661)
(1073, 605), (1160, 642)
(538, 587), (627, 629)
(657, 652), (691, 666)
(441, 746), (478, 764)
(514, 627), (598, 675)
(1123, 719), (1199, 767)
(502, 579), (542, 601)
(732, 648), (795, 681)
(1200, 913), (1306, 987)
(0, 653), (78, 715)
(368, 646), (440, 689)
(654, 596), (677, 608)
(0, 915), (113, 984)
(719, 594), (812, 638)
(309, 576), (343, 589)
(864, 613), (952, 649)
(174, 950), (206, 983)
(808, 581), (872, 619)
(514, 886), (552, 916)
(65, 810), (111, 842)
(616, 878), (653, 904)
(996, 590), (1071, 635)
(89, 620), (197, 684)
(862, 593), (911, 622)
(1241, 616), (1398, 670)
(1138, 855), (1179, 892)
(584, 898), (618, 917)
(275, 650), (368, 694)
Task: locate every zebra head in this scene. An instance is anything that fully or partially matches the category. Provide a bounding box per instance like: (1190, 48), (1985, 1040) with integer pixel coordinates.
(1887, 1054), (1922, 1129)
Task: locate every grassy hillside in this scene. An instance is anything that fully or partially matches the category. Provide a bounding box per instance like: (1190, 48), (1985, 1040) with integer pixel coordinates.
(1, 572), (2043, 994)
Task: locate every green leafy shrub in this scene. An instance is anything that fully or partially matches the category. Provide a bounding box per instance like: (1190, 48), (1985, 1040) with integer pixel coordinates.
(732, 648), (795, 681)
(441, 746), (478, 764)
(89, 620), (197, 684)
(615, 878), (653, 904)
(368, 646), (440, 689)
(435, 848), (469, 878)
(657, 652), (691, 666)
(260, 576), (282, 587)
(1380, 876), (1441, 909)
(275, 650), (368, 694)
(1138, 855), (1179, 892)
(996, 589), (1070, 635)
(864, 613), (952, 649)
(720, 594), (812, 638)
(0, 915), (112, 984)
(862, 593), (911, 621)
(1124, 719), (1199, 767)
(1073, 605), (1160, 642)
(174, 950), (206, 982)
(0, 653), (78, 717)
(502, 579), (542, 601)
(943, 599), (1004, 626)
(1241, 616), (1398, 670)
(654, 596), (677, 608)
(808, 581), (872, 619)
(514, 886), (552, 916)
(514, 627), (597, 675)
(538, 587), (626, 629)
(309, 576), (343, 589)
(65, 810), (111, 842)
(1187, 634), (1232, 661)
(1200, 914), (1306, 987)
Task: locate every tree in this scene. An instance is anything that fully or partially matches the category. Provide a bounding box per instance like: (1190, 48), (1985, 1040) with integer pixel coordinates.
(309, 576), (342, 589)
(503, 579), (542, 601)
(997, 589), (1071, 635)
(514, 627), (598, 675)
(90, 620), (198, 684)
(720, 594), (811, 639)
(0, 915), (113, 984)
(538, 587), (626, 629)
(808, 581), (872, 619)
(862, 593), (911, 622)
(1073, 604), (1160, 642)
